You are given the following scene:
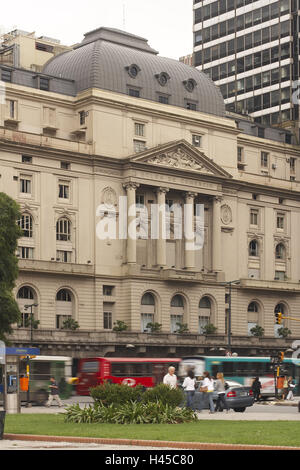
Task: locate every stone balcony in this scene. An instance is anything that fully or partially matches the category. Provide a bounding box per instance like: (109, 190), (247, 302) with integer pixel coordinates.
(9, 328), (295, 358)
(18, 259), (94, 278)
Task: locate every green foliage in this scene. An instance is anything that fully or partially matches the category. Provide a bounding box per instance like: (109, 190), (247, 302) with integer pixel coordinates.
(0, 193), (22, 341)
(142, 383), (184, 407)
(277, 327), (292, 338)
(175, 322), (189, 334)
(146, 322), (162, 333)
(61, 318), (79, 330)
(250, 325), (265, 337)
(202, 323), (217, 335)
(64, 401), (197, 425)
(90, 382), (144, 405)
(112, 320), (128, 332)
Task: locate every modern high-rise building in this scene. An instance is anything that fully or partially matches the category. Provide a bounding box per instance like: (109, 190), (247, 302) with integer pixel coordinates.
(193, 0), (299, 129)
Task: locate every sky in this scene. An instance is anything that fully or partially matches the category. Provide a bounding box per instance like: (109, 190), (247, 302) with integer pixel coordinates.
(1, 0), (194, 60)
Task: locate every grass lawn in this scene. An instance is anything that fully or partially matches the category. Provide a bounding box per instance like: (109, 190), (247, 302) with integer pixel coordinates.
(4, 414), (300, 447)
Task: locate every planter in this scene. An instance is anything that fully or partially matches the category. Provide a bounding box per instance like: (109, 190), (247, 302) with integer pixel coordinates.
(0, 411), (5, 440)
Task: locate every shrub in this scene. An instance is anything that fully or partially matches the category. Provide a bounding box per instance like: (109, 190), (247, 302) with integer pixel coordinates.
(146, 322), (162, 333)
(202, 323), (217, 335)
(64, 401), (197, 424)
(250, 325), (264, 337)
(112, 320), (128, 332)
(175, 322), (189, 334)
(61, 318), (79, 330)
(90, 382), (144, 405)
(277, 327), (292, 338)
(141, 383), (184, 407)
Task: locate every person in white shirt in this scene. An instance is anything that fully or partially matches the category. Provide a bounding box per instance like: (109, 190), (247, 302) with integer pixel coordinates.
(182, 370), (196, 409)
(199, 371), (215, 413)
(163, 366), (177, 389)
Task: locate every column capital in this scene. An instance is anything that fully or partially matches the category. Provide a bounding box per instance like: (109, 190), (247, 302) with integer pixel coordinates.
(155, 186), (170, 194)
(123, 182), (140, 191)
(185, 191), (198, 200)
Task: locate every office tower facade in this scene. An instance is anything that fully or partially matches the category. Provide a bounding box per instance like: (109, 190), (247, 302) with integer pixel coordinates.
(193, 0), (299, 127)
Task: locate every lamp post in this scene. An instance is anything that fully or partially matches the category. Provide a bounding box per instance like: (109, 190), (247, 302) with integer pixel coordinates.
(24, 303), (38, 342)
(220, 280), (240, 353)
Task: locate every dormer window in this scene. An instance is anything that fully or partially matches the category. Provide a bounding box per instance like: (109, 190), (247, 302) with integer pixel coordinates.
(183, 78), (197, 92)
(126, 64), (141, 79)
(155, 72), (170, 87)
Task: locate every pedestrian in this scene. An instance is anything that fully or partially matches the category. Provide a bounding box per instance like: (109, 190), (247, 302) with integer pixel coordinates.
(163, 366), (177, 389)
(286, 376), (295, 401)
(182, 370), (196, 409)
(215, 372), (229, 413)
(198, 371), (215, 413)
(282, 375), (289, 400)
(252, 377), (262, 402)
(46, 377), (63, 407)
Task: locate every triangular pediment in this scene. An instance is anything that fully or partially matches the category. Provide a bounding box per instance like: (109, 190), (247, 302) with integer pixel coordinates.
(129, 140), (232, 178)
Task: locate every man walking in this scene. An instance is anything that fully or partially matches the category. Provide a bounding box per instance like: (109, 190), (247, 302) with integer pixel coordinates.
(46, 377), (63, 407)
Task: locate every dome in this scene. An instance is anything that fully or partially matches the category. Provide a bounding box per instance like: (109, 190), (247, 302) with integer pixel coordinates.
(43, 27), (225, 117)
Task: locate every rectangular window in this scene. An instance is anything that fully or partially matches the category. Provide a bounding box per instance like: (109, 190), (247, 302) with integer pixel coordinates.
(61, 161), (71, 170)
(103, 312), (112, 330)
(237, 147), (243, 162)
(136, 194), (145, 206)
(261, 152), (269, 167)
(134, 123), (145, 136)
(170, 314), (183, 333)
(290, 158), (296, 173)
(141, 313), (154, 332)
(8, 100), (16, 118)
(186, 102), (197, 111)
(58, 183), (70, 199)
(1, 69), (12, 82)
(133, 140), (146, 153)
(192, 134), (202, 147)
(129, 88), (140, 98)
(275, 271), (285, 281)
(158, 95), (169, 104)
(20, 178), (32, 194)
(79, 111), (86, 126)
(277, 213), (285, 229)
(250, 209), (259, 226)
(39, 77), (49, 91)
(56, 250), (72, 263)
(199, 316), (209, 335)
(22, 155), (32, 164)
(103, 285), (114, 296)
(18, 246), (34, 259)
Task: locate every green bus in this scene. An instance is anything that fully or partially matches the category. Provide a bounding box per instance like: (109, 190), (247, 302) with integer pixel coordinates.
(19, 355), (73, 404)
(178, 356), (300, 398)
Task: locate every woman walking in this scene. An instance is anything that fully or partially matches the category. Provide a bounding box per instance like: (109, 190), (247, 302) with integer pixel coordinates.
(182, 370), (196, 409)
(199, 371), (215, 413)
(215, 372), (229, 412)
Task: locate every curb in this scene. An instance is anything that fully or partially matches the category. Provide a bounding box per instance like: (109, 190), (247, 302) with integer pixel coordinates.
(3, 434), (300, 450)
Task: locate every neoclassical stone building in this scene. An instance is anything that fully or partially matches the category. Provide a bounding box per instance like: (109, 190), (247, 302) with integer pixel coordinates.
(1, 27), (300, 358)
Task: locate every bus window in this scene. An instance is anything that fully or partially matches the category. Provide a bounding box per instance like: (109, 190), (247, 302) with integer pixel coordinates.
(81, 361), (99, 373)
(31, 361), (50, 380)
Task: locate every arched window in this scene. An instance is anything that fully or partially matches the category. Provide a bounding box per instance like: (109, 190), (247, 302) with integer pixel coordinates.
(274, 303), (286, 337)
(247, 301), (260, 336)
(249, 240), (259, 257)
(56, 218), (71, 241)
(199, 296), (212, 334)
(56, 289), (74, 328)
(170, 294), (185, 333)
(18, 214), (33, 238)
(17, 286), (37, 328)
(275, 243), (285, 260)
(141, 292), (156, 332)
(171, 295), (184, 308)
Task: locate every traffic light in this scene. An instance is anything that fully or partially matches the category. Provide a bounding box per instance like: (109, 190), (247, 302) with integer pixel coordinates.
(278, 351), (285, 362)
(275, 312), (282, 324)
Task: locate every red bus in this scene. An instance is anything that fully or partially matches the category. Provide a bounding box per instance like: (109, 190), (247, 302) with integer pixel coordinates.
(76, 357), (181, 395)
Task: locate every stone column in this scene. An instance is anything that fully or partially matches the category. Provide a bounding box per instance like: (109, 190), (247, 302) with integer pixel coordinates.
(123, 182), (140, 264)
(212, 196), (222, 272)
(184, 192), (197, 269)
(156, 187), (169, 266)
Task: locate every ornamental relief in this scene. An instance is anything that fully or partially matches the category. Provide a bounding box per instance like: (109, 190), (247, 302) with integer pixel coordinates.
(220, 204), (232, 225)
(101, 187), (118, 208)
(146, 148), (214, 174)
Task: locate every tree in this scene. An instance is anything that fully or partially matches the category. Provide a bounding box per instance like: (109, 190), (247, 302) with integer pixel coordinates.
(0, 192), (22, 342)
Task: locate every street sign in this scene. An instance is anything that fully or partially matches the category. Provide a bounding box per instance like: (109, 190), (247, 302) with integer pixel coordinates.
(5, 347), (40, 356)
(0, 341), (5, 365)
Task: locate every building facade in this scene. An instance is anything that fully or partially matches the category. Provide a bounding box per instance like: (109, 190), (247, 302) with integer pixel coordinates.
(193, 0), (299, 128)
(0, 27), (300, 359)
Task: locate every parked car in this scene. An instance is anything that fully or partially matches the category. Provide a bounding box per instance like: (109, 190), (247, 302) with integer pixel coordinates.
(192, 380), (254, 413)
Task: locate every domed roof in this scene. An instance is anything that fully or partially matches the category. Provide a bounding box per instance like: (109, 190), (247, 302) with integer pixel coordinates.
(43, 27), (225, 117)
